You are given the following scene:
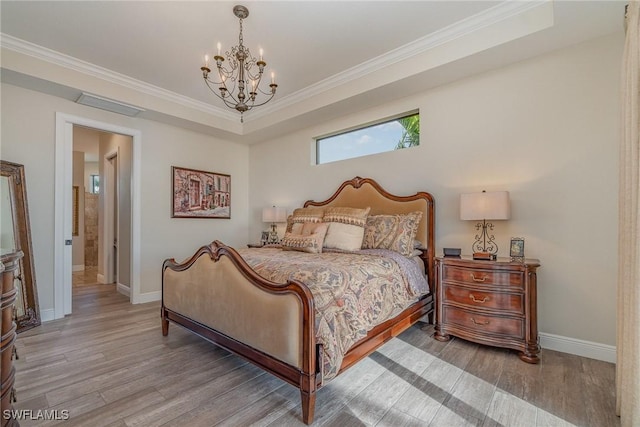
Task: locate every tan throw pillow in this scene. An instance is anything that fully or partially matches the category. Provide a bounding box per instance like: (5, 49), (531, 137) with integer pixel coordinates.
(362, 211), (423, 256)
(281, 223), (328, 254)
(292, 207), (325, 223)
(286, 207), (325, 233)
(301, 222), (327, 235)
(323, 206), (370, 251)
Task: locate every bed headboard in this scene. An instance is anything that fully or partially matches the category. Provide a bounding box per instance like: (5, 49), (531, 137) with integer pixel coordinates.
(303, 176), (435, 287)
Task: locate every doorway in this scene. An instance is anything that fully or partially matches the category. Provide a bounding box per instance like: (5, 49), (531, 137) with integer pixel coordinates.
(54, 113), (141, 319)
(71, 127), (131, 299)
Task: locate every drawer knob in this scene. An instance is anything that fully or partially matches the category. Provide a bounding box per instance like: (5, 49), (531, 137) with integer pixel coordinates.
(470, 317), (490, 326)
(469, 293), (490, 303)
(470, 273), (488, 282)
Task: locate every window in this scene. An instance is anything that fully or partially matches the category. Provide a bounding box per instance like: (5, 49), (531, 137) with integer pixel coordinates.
(315, 112), (419, 165)
(90, 174), (100, 194)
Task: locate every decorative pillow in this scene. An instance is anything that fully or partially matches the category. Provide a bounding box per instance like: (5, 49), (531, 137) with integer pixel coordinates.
(285, 215), (297, 233)
(286, 207), (325, 233)
(281, 223), (328, 254)
(301, 221), (327, 235)
(323, 206), (370, 251)
(323, 206), (370, 227)
(362, 211), (423, 256)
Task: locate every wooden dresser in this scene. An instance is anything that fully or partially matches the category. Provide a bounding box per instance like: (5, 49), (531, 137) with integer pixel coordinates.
(1, 250), (23, 427)
(434, 256), (540, 363)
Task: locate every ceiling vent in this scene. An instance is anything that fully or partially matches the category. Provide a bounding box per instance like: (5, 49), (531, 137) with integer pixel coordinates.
(76, 93), (145, 117)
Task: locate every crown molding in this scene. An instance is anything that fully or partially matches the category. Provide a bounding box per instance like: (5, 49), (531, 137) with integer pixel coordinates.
(0, 0), (551, 126)
(0, 33), (239, 122)
(248, 0), (552, 121)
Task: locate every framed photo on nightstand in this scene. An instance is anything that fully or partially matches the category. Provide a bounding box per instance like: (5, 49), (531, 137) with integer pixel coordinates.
(510, 237), (525, 260)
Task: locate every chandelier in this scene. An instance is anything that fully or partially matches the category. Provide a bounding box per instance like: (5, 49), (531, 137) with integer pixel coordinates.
(200, 5), (277, 122)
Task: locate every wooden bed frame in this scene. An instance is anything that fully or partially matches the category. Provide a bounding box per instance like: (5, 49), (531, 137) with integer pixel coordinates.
(161, 177), (435, 424)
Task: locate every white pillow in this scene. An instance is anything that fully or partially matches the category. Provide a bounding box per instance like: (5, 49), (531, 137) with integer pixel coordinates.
(323, 222), (365, 252)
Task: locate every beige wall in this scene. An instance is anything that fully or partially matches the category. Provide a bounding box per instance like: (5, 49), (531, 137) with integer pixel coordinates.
(0, 83), (250, 313)
(248, 33), (622, 347)
(0, 31), (621, 350)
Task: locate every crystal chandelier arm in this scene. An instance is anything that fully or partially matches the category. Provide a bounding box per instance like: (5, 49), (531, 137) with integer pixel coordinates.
(202, 61), (234, 86)
(256, 83), (276, 96)
(244, 90), (277, 109)
(203, 77), (241, 106)
(244, 65), (262, 81)
(217, 65), (235, 81)
(204, 73), (231, 96)
(216, 69), (239, 101)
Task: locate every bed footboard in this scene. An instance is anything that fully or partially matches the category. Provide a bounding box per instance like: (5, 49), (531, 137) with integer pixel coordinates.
(161, 241), (318, 423)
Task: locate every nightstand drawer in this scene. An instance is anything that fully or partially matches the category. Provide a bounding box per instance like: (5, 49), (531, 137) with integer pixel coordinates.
(443, 265), (522, 288)
(442, 306), (524, 338)
(443, 285), (524, 314)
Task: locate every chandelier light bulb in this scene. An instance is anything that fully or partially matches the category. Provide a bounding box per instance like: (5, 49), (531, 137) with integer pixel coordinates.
(217, 42), (221, 56)
(259, 48), (264, 61)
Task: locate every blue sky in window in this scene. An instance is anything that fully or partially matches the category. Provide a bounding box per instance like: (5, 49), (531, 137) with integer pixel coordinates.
(318, 120), (407, 164)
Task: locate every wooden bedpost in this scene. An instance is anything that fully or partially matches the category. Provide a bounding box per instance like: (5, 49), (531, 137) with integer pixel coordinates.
(299, 315), (319, 424)
(301, 388), (316, 425)
(161, 308), (169, 336)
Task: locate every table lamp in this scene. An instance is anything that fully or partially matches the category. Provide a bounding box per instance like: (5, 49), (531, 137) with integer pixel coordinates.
(262, 206), (287, 244)
(460, 190), (510, 259)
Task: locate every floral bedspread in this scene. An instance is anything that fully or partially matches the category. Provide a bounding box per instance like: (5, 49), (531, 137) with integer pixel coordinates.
(236, 247), (429, 380)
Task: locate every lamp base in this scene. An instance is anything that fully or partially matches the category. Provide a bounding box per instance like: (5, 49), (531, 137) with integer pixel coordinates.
(267, 223), (279, 244)
(471, 220), (499, 257)
(473, 252), (496, 261)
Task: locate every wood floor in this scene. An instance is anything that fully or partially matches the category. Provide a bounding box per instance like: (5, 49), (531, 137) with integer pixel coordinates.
(13, 281), (619, 427)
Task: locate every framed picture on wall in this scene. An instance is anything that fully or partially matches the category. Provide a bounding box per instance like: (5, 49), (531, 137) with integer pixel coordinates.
(172, 166), (231, 218)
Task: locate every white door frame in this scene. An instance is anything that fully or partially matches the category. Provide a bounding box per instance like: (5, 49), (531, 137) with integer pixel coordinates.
(103, 149), (119, 286)
(54, 112), (141, 318)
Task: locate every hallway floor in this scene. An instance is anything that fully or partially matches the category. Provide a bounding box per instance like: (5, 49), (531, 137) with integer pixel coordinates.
(72, 267), (99, 286)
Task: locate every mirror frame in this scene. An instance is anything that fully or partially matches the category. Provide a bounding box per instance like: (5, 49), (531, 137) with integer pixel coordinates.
(1, 160), (40, 332)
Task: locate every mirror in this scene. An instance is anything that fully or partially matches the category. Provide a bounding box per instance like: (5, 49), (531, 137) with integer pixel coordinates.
(1, 160), (40, 332)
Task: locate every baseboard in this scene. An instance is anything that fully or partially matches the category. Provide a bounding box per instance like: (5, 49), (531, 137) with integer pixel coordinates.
(540, 332), (616, 363)
(40, 308), (56, 322)
(116, 283), (130, 297)
(72, 264), (85, 272)
(97, 273), (106, 284)
(134, 290), (161, 304)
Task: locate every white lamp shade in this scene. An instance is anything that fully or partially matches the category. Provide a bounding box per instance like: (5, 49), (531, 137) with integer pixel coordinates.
(262, 206), (288, 223)
(460, 191), (510, 221)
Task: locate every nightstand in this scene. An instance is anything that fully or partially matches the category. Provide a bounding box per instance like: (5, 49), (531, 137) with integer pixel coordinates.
(434, 256), (541, 363)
